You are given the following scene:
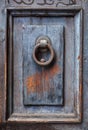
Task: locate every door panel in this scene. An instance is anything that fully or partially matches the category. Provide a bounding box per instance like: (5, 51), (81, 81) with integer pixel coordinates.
(0, 0), (88, 129)
(4, 9), (82, 123)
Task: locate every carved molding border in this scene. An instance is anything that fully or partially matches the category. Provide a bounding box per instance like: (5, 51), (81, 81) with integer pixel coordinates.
(7, 0), (76, 7)
(5, 8), (83, 123)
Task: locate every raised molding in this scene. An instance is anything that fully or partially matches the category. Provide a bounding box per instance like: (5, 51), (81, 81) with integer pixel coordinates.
(6, 8), (83, 123)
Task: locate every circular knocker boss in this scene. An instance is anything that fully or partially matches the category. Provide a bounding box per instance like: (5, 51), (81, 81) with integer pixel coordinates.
(33, 36), (55, 66)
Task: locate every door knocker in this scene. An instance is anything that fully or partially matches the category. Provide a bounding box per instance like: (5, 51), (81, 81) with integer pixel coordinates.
(33, 36), (55, 66)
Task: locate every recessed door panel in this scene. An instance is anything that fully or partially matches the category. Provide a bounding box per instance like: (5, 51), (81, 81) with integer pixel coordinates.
(4, 9), (83, 123)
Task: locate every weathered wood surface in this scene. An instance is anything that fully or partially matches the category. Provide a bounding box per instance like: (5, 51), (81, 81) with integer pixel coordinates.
(23, 25), (64, 105)
(1, 0), (88, 129)
(11, 13), (77, 122)
(0, 1), (82, 122)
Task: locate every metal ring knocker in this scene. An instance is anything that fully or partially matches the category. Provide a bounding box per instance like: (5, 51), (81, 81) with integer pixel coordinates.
(33, 36), (55, 66)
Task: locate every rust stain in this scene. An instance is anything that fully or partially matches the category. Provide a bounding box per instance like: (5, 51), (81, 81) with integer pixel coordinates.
(25, 64), (61, 94)
(78, 56), (80, 60)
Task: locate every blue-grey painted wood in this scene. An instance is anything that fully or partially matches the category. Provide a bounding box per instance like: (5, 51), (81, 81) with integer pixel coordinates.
(23, 25), (64, 105)
(0, 0), (83, 125)
(12, 15), (77, 121)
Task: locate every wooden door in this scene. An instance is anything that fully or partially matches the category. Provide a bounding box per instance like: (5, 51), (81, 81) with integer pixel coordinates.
(0, 0), (88, 130)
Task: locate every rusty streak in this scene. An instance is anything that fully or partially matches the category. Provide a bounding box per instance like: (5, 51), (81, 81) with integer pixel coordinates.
(78, 56), (80, 60)
(25, 64), (61, 94)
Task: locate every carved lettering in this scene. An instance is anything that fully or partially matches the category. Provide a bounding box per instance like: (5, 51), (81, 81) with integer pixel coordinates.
(13, 0), (34, 5)
(37, 0), (54, 5)
(7, 0), (76, 6)
(56, 0), (76, 7)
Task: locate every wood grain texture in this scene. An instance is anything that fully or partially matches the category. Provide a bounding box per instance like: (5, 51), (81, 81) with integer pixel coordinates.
(23, 25), (64, 105)
(1, 0), (88, 129)
(0, 0), (7, 123)
(5, 9), (83, 123)
(0, 0), (84, 128)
